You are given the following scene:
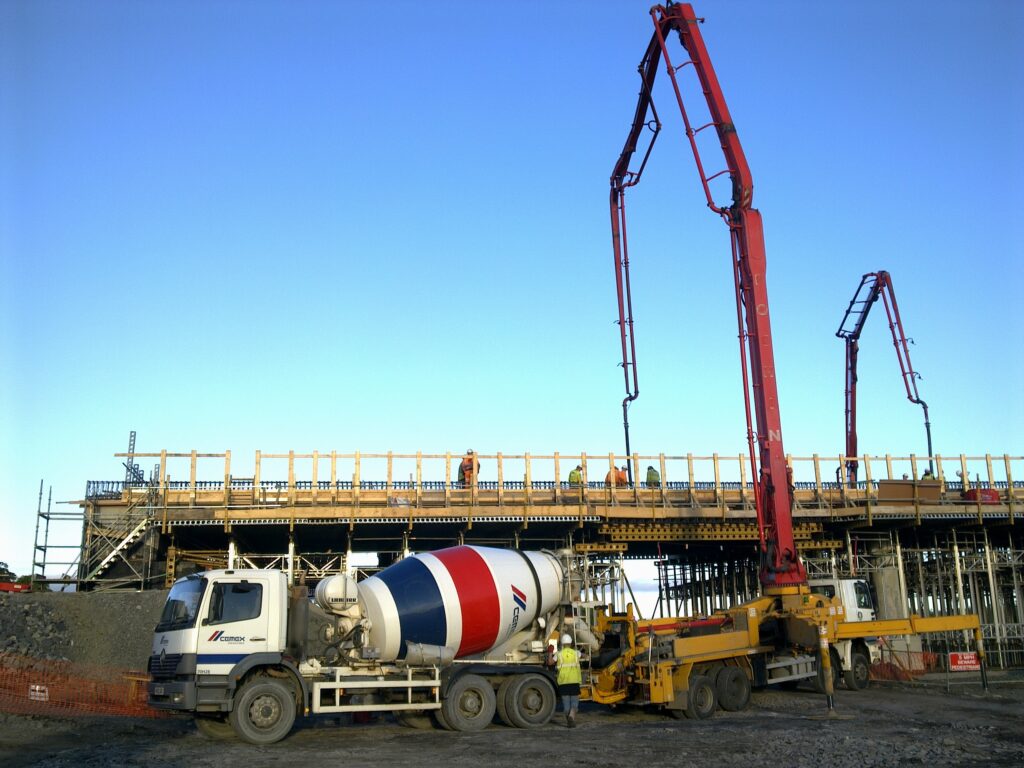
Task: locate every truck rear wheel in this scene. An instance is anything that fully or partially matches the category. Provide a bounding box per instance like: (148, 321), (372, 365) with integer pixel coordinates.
(441, 674), (496, 731)
(715, 667), (751, 712)
(194, 714), (235, 739)
(496, 677), (516, 726)
(229, 678), (296, 745)
(843, 649), (870, 691)
(505, 674), (556, 728)
(683, 675), (716, 719)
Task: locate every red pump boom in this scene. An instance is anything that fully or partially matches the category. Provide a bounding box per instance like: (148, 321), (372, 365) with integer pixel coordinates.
(836, 270), (933, 487)
(610, 3), (805, 590)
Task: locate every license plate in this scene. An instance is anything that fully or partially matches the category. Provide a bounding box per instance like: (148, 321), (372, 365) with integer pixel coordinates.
(154, 686), (165, 696)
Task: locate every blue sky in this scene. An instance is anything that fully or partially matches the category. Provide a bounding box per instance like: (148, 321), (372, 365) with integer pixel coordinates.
(1, 0), (1022, 580)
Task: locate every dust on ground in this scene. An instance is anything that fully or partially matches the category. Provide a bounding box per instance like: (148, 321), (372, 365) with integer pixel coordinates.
(2, 679), (1022, 768)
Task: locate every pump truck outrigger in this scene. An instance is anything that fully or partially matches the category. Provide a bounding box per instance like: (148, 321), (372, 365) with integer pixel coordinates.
(148, 3), (988, 743)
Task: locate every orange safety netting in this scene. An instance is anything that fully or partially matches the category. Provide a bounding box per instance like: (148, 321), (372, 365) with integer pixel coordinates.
(0, 653), (168, 718)
(870, 648), (944, 682)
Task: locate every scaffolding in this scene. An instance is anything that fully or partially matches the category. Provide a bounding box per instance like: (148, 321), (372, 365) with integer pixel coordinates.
(31, 481), (84, 591)
(653, 551), (760, 618)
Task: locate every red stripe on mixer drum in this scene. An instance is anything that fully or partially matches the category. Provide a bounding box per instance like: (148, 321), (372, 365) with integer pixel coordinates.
(433, 546), (500, 656)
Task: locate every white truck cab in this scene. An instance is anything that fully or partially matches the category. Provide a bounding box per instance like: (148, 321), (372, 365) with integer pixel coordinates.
(809, 577), (876, 622)
(808, 577), (882, 690)
(149, 570), (298, 718)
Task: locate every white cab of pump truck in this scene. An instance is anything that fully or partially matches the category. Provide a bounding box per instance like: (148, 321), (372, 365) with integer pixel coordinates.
(808, 576), (881, 690)
(148, 546), (581, 744)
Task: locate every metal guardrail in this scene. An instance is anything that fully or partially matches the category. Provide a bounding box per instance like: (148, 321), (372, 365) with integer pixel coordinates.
(88, 451), (1024, 505)
(85, 477), (1024, 500)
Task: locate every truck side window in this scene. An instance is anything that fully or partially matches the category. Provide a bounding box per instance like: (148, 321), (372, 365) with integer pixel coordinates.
(810, 585), (835, 599)
(855, 581), (873, 610)
(208, 582), (263, 625)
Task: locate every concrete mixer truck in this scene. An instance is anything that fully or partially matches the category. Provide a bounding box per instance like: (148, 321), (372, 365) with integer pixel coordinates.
(147, 545), (595, 743)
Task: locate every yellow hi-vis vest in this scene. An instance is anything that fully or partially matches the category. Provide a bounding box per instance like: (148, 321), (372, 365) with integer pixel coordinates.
(557, 646), (582, 686)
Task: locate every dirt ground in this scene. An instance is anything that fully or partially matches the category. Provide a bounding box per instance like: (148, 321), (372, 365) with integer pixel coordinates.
(2, 677), (1022, 768)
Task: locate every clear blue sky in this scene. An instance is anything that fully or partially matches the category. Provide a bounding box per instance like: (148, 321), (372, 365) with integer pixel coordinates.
(2, 0), (1022, 579)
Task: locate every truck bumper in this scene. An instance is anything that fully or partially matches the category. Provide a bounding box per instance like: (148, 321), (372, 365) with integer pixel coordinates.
(865, 638), (882, 665)
(148, 680), (197, 711)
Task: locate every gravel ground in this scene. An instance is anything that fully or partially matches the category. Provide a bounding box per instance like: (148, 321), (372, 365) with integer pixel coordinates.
(1, 682), (1022, 768)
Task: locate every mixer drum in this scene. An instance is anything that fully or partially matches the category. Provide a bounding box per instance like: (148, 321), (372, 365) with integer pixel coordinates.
(358, 545), (564, 661)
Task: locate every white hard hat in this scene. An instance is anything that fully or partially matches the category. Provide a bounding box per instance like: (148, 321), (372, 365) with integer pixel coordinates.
(561, 634), (573, 645)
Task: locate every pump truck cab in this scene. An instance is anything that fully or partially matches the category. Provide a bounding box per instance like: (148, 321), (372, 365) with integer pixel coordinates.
(148, 545), (591, 743)
(808, 577), (882, 690)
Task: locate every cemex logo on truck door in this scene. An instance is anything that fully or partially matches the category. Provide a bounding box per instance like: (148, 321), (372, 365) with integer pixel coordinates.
(508, 585), (527, 633)
(208, 631), (246, 643)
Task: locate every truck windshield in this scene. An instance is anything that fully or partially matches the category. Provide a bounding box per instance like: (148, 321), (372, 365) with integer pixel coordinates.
(155, 576), (206, 632)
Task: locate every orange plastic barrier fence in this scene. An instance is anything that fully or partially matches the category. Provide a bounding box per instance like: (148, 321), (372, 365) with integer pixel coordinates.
(870, 648), (944, 682)
(0, 653), (167, 718)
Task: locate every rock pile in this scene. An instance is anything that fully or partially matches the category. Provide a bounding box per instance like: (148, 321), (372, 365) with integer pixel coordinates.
(0, 589), (168, 671)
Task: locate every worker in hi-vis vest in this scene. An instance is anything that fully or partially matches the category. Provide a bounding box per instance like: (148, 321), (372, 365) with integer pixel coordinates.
(556, 634), (582, 728)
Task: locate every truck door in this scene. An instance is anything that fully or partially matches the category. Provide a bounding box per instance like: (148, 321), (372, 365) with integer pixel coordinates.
(195, 577), (270, 675)
(843, 580), (877, 622)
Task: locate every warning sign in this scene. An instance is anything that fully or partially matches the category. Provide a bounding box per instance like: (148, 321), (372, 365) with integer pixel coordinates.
(948, 652), (981, 672)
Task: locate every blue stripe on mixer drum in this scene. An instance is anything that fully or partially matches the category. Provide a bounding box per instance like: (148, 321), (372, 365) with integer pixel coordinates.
(375, 556), (447, 658)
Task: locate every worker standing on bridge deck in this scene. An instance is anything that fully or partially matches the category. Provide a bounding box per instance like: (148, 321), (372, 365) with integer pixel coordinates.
(568, 465), (583, 487)
(645, 465), (660, 488)
(458, 450), (479, 488)
(616, 465), (629, 487)
(555, 634), (582, 728)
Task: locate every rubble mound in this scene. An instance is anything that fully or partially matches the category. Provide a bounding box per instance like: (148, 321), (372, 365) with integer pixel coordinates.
(0, 590), (168, 670)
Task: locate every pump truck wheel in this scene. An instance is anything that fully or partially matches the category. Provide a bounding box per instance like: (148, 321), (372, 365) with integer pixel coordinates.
(194, 714), (235, 739)
(682, 674), (717, 719)
(715, 667), (751, 712)
(505, 674), (556, 728)
(228, 678), (297, 745)
(441, 674), (496, 731)
(844, 648), (871, 691)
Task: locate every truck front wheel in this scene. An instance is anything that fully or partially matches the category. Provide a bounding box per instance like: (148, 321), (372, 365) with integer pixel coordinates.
(194, 714), (235, 739)
(229, 678), (297, 745)
(395, 711), (435, 729)
(844, 649), (870, 691)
